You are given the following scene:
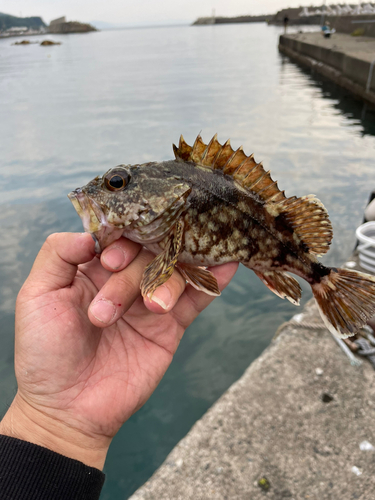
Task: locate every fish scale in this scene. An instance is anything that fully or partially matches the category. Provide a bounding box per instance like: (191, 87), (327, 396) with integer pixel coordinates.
(69, 133), (375, 339)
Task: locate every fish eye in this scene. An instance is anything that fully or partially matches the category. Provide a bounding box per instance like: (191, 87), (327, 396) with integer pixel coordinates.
(104, 169), (130, 191)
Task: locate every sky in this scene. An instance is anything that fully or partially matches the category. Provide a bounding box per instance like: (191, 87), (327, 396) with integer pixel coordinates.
(1, 0), (342, 26)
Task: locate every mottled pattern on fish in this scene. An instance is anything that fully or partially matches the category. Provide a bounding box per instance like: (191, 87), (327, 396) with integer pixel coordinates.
(68, 134), (375, 339)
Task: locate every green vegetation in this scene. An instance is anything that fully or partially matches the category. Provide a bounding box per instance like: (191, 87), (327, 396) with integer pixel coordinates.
(0, 12), (46, 31)
(258, 476), (271, 491)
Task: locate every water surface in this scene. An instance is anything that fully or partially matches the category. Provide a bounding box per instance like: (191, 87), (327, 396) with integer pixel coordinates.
(1, 23), (374, 499)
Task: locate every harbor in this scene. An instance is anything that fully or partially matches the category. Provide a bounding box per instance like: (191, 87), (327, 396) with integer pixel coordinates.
(1, 4), (375, 498)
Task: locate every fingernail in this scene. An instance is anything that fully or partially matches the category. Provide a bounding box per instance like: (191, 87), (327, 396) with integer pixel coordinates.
(90, 299), (116, 324)
(102, 247), (126, 270)
(149, 286), (172, 310)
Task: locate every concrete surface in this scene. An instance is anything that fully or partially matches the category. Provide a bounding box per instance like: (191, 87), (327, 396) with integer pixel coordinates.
(129, 296), (375, 500)
(279, 32), (375, 105)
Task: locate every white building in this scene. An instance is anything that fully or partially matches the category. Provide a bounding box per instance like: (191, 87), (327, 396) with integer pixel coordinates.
(6, 26), (28, 34)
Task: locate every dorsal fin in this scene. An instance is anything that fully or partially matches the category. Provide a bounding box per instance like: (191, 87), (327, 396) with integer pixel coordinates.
(173, 133), (286, 205)
(191, 134), (206, 163)
(201, 134), (222, 166)
(173, 135), (193, 162)
(173, 134), (333, 256)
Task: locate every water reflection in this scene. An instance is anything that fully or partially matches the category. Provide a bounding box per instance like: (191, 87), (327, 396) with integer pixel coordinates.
(279, 53), (375, 136)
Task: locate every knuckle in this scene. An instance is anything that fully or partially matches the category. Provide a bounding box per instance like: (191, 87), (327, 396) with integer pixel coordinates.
(171, 269), (187, 295)
(45, 232), (60, 250)
(114, 271), (141, 294)
(16, 283), (33, 305)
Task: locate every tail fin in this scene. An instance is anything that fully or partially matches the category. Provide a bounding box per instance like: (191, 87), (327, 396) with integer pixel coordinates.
(312, 268), (375, 339)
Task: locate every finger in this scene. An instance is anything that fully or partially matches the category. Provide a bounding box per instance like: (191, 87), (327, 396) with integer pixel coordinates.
(100, 237), (142, 272)
(78, 237), (142, 290)
(143, 268), (186, 314)
(171, 262), (239, 329)
(78, 256), (111, 291)
(23, 233), (96, 296)
(88, 248), (153, 326)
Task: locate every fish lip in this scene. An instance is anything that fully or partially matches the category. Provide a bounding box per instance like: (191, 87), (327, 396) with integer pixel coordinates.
(68, 189), (86, 216)
(68, 189), (106, 252)
(91, 233), (102, 254)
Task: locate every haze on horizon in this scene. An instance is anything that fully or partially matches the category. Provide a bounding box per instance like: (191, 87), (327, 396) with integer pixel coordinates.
(2, 0), (332, 26)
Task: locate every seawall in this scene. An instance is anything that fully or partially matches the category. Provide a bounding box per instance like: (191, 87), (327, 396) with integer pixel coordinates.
(279, 32), (375, 105)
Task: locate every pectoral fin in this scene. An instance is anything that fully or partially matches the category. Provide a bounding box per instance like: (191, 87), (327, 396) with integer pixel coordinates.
(176, 262), (221, 296)
(253, 269), (301, 305)
(141, 221), (184, 298)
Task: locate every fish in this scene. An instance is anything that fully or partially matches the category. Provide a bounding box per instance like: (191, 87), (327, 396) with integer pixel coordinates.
(68, 133), (375, 339)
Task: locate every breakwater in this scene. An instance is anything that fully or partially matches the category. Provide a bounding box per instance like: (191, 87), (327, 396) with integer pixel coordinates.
(192, 15), (270, 26)
(279, 32), (375, 105)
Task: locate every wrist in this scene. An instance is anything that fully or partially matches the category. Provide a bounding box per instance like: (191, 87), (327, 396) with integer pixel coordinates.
(0, 393), (110, 470)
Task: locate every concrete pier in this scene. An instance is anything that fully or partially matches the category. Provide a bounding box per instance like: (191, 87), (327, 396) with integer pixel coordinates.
(129, 293), (375, 498)
(279, 32), (375, 105)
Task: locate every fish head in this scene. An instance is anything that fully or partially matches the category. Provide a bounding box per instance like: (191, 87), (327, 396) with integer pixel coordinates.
(68, 162), (191, 252)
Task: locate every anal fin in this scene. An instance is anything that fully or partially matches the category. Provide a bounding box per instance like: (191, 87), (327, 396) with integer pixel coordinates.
(253, 270), (301, 305)
(176, 263), (221, 296)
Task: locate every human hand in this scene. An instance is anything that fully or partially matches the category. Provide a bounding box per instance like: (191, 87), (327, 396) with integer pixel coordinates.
(0, 233), (238, 469)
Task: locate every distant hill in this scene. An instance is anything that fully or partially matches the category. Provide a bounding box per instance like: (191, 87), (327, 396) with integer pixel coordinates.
(0, 12), (46, 31)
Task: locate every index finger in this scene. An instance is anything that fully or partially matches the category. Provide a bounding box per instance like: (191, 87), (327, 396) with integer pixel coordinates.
(100, 237), (142, 272)
(88, 248), (153, 326)
(78, 237), (142, 291)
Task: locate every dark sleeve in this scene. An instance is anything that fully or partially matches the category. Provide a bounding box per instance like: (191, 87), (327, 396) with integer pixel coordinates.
(0, 435), (105, 500)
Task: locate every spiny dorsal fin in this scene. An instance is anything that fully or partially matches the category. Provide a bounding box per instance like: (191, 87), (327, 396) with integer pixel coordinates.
(201, 134), (221, 166)
(173, 135), (193, 162)
(278, 194), (333, 256)
(191, 134), (206, 163)
(173, 134), (333, 256)
(173, 134), (286, 205)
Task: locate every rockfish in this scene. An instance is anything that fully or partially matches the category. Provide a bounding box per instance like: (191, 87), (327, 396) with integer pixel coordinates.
(68, 134), (375, 338)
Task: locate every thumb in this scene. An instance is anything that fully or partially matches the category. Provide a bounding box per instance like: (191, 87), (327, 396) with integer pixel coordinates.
(23, 232), (96, 295)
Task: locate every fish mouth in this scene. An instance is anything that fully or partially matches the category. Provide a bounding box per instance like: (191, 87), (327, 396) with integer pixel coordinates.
(68, 189), (123, 253)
